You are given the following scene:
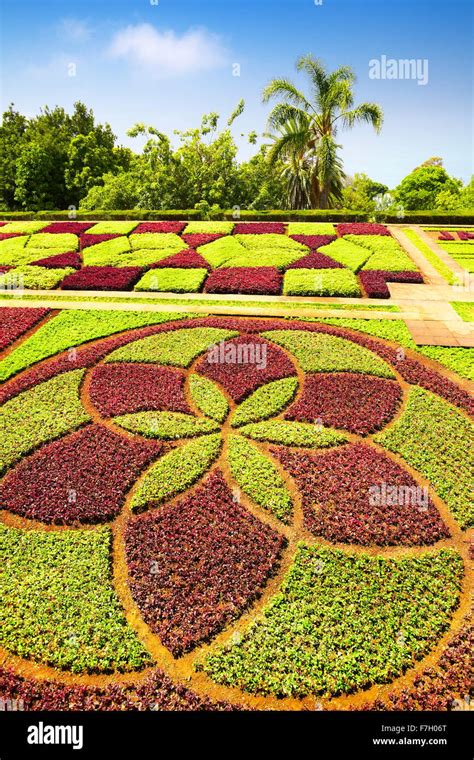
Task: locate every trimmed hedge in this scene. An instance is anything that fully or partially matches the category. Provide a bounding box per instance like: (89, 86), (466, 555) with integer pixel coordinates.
(2, 210), (473, 223)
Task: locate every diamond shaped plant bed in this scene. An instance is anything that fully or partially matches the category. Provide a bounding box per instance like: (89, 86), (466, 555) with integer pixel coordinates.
(61, 266), (143, 291)
(204, 267), (282, 295)
(289, 234), (337, 248)
(181, 233), (224, 248)
(79, 233), (121, 250)
(31, 251), (82, 269)
(286, 251), (343, 269)
(149, 249), (211, 270)
(40, 222), (94, 235)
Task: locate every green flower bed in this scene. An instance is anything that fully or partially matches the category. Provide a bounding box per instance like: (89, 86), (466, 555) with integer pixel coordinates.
(114, 411), (219, 439)
(0, 265), (74, 290)
(129, 233), (187, 252)
(26, 233), (79, 251)
(283, 268), (361, 296)
(107, 327), (237, 367)
(189, 374), (229, 423)
(197, 237), (247, 268)
(319, 239), (370, 271)
(0, 309), (191, 381)
(227, 435), (292, 522)
(0, 525), (151, 673)
(240, 420), (347, 448)
(231, 377), (298, 427)
(82, 237), (132, 266)
(0, 370), (89, 474)
(419, 346), (474, 383)
(134, 268), (208, 293)
(227, 250), (305, 270)
(235, 234), (306, 251)
(130, 434), (222, 512)
(1, 221), (48, 233)
(345, 235), (419, 272)
(451, 302), (474, 322)
(375, 386), (474, 528)
(263, 330), (394, 377)
(85, 221), (139, 235)
(200, 546), (463, 697)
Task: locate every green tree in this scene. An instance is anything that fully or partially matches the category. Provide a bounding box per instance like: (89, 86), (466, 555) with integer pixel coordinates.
(394, 165), (462, 210)
(459, 176), (474, 208)
(262, 55), (383, 209)
(237, 146), (285, 209)
(65, 132), (131, 205)
(342, 173), (389, 211)
(0, 105), (28, 210)
(14, 143), (63, 210)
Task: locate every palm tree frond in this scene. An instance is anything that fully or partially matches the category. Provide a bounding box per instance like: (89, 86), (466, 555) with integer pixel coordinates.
(341, 103), (384, 133)
(261, 78), (313, 112)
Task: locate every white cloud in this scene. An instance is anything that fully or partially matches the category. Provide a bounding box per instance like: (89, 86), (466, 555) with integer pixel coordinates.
(107, 24), (227, 76)
(59, 18), (91, 42)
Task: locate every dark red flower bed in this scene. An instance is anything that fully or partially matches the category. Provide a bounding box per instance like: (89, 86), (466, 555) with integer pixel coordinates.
(289, 234), (337, 249)
(0, 232), (24, 240)
(125, 470), (285, 655)
(181, 233), (224, 248)
(40, 222), (93, 235)
(0, 423), (164, 524)
(88, 362), (190, 417)
(149, 249), (211, 270)
(204, 267), (282, 294)
(133, 222), (187, 234)
(31, 251), (82, 269)
(80, 233), (120, 250)
(0, 307), (49, 352)
(285, 372), (402, 435)
(438, 231), (455, 241)
(0, 265), (12, 273)
(196, 334), (296, 402)
(233, 223), (286, 234)
(359, 620), (473, 711)
(457, 230), (474, 240)
(337, 223), (390, 236)
(286, 251), (343, 269)
(359, 270), (424, 298)
(274, 442), (449, 546)
(61, 266), (143, 291)
(0, 666), (238, 711)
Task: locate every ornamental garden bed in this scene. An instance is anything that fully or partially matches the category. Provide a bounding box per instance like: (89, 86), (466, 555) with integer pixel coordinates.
(0, 221), (422, 298)
(0, 307), (472, 710)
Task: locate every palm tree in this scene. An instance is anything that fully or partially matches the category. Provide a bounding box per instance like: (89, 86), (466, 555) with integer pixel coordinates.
(262, 55), (383, 209)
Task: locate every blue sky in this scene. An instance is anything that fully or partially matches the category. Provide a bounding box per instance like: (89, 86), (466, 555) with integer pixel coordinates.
(1, 0), (472, 187)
